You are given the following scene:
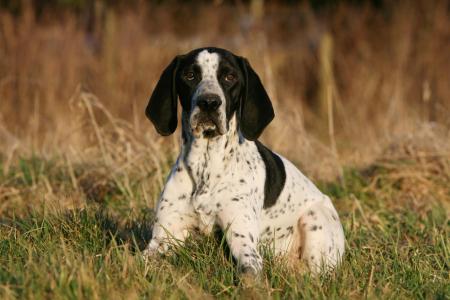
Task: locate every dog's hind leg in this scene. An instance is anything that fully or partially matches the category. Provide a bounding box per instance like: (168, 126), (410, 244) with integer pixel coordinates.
(296, 201), (345, 273)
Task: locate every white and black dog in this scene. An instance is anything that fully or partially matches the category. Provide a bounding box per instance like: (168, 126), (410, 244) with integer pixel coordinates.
(143, 47), (345, 275)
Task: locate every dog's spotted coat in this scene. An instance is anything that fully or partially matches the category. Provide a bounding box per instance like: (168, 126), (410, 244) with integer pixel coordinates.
(143, 47), (345, 275)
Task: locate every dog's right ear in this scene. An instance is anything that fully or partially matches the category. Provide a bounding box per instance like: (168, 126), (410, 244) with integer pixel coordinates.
(145, 56), (181, 136)
(237, 57), (274, 141)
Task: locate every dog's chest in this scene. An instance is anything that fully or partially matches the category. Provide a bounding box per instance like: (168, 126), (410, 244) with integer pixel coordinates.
(183, 138), (265, 230)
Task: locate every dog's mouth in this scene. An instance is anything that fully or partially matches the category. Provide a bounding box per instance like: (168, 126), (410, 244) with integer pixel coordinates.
(198, 119), (221, 138)
(191, 114), (223, 139)
(201, 123), (219, 138)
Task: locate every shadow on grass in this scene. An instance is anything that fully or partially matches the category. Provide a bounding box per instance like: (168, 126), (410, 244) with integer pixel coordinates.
(88, 207), (155, 252)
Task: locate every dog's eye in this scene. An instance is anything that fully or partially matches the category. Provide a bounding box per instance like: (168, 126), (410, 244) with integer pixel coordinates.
(185, 72), (195, 81)
(225, 74), (235, 82)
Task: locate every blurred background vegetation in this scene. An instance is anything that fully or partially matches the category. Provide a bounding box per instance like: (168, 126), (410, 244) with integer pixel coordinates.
(0, 0), (449, 179)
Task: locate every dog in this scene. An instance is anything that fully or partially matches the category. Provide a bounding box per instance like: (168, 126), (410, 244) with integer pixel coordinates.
(143, 47), (345, 275)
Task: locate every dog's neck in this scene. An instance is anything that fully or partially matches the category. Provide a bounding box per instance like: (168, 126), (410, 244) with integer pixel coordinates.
(180, 114), (243, 190)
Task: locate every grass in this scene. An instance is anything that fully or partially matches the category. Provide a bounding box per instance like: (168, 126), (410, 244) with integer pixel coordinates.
(0, 155), (448, 299)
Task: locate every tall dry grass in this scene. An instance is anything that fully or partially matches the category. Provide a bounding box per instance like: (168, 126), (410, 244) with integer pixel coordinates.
(0, 1), (449, 182)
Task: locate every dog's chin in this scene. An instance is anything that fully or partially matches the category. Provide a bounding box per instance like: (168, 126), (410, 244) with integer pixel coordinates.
(191, 120), (225, 139)
(202, 128), (220, 139)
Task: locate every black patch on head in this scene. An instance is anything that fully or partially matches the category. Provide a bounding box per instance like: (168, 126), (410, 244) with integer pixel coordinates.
(255, 141), (286, 209)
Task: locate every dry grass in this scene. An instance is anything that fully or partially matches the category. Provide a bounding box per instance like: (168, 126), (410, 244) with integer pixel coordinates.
(0, 1), (449, 299)
(1, 1), (449, 172)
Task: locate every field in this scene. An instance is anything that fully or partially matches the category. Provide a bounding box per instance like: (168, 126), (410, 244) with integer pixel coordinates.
(0, 1), (449, 299)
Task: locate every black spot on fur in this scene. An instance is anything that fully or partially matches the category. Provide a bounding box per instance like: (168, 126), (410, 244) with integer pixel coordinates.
(255, 141), (286, 209)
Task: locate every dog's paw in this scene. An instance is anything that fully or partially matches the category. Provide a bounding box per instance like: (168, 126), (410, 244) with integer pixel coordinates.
(240, 268), (264, 298)
(240, 265), (258, 276)
(141, 247), (159, 262)
(240, 265), (263, 286)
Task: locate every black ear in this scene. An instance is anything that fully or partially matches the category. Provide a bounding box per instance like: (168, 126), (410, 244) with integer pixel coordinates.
(145, 56), (180, 136)
(238, 57), (274, 141)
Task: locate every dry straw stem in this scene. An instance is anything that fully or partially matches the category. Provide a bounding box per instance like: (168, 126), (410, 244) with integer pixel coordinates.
(318, 32), (344, 180)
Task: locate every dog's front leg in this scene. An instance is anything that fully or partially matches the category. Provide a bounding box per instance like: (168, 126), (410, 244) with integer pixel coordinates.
(143, 163), (196, 257)
(217, 204), (263, 275)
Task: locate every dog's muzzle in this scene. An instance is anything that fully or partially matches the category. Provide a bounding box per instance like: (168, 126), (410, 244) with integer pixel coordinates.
(190, 93), (225, 138)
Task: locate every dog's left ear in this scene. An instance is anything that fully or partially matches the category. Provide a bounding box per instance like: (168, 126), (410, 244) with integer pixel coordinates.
(145, 56), (181, 136)
(237, 57), (274, 141)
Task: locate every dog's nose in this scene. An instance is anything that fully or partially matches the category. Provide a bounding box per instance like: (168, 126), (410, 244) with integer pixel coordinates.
(197, 94), (222, 112)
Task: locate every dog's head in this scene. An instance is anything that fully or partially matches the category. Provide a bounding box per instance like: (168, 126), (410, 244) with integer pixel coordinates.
(145, 47), (274, 140)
